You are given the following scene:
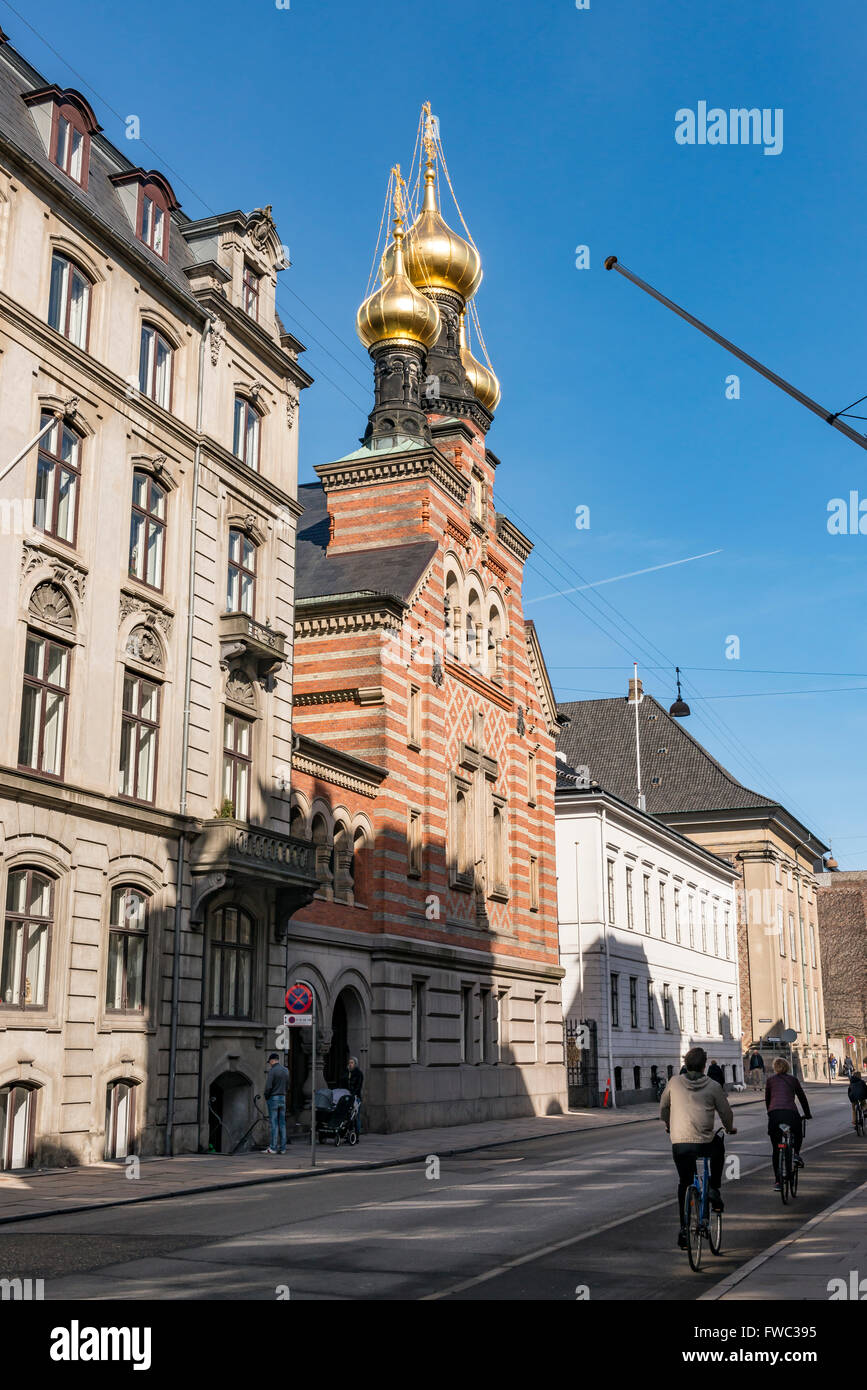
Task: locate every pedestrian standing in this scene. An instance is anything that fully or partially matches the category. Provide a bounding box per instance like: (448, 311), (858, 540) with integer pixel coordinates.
(264, 1052), (290, 1154)
(748, 1050), (765, 1090)
(829, 1052), (837, 1080)
(346, 1056), (364, 1138)
(707, 1059), (725, 1086)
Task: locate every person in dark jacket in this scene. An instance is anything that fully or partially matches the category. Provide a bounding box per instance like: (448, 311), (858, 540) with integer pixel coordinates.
(765, 1057), (811, 1188)
(707, 1060), (725, 1087)
(847, 1071), (867, 1127)
(346, 1056), (363, 1137)
(842, 1057), (854, 1079)
(264, 1053), (290, 1153)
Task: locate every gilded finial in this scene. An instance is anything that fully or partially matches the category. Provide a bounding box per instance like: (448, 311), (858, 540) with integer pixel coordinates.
(423, 101), (436, 166)
(391, 164), (405, 227)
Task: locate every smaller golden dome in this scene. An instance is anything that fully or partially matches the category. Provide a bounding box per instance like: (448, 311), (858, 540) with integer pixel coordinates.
(357, 206), (441, 351)
(460, 314), (500, 413)
(381, 160), (482, 302)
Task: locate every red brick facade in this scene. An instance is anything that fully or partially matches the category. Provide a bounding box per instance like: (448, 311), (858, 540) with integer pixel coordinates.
(285, 418), (567, 1130)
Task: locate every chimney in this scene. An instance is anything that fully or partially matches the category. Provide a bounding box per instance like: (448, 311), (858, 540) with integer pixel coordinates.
(628, 675), (643, 704)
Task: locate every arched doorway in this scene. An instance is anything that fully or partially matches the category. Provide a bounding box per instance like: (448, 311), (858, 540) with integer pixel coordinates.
(0, 1082), (37, 1170)
(105, 1078), (139, 1159)
(207, 1071), (252, 1153)
(324, 987), (367, 1088)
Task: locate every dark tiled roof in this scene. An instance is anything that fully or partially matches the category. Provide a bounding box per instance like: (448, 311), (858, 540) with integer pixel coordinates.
(0, 44), (198, 303)
(556, 694), (776, 814)
(295, 483), (437, 604)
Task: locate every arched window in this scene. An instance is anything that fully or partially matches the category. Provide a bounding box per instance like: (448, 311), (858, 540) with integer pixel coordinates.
(311, 814), (333, 896)
(351, 827), (371, 906)
(465, 588), (482, 668)
(106, 887), (149, 1012)
(233, 396), (261, 470)
(48, 251), (91, 349)
(333, 821), (352, 902)
(491, 803), (505, 892)
(0, 1083), (38, 1170)
(487, 602), (505, 683)
(207, 906), (254, 1019)
(289, 803), (306, 839)
(227, 528), (257, 616)
(445, 568), (461, 660)
(1, 869), (53, 1009)
(138, 323), (172, 408)
(35, 413), (81, 545)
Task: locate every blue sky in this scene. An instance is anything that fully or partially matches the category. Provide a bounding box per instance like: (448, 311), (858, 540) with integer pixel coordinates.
(10, 0), (866, 865)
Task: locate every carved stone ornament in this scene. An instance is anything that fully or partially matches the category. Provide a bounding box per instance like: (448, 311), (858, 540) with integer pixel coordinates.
(28, 581), (75, 630)
(210, 317), (226, 367)
(246, 205), (276, 254)
(225, 672), (256, 708)
(21, 541), (87, 603)
(126, 623), (163, 668)
(517, 705), (526, 736)
(286, 389), (299, 429)
(118, 591), (173, 638)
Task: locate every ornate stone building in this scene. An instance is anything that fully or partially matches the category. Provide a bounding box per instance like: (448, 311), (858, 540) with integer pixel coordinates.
(284, 122), (568, 1130)
(0, 33), (315, 1168)
(816, 868), (867, 1074)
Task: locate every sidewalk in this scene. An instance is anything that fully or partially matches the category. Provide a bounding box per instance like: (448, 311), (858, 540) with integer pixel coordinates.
(0, 1090), (764, 1225)
(702, 1174), (867, 1301)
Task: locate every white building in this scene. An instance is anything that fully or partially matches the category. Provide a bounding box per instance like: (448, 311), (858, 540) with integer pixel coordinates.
(556, 770), (741, 1106)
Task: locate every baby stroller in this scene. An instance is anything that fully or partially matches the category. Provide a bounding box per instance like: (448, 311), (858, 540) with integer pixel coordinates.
(315, 1087), (359, 1147)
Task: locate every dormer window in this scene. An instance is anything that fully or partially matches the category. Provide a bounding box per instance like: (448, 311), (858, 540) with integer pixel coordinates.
(140, 191), (165, 256)
(242, 264), (260, 320)
(23, 86), (100, 191)
(53, 112), (85, 183)
(109, 170), (179, 263)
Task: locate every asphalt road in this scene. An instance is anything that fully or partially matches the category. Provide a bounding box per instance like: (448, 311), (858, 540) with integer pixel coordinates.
(1, 1086), (862, 1300)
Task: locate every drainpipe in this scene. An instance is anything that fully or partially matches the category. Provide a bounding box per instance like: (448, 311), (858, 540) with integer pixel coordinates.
(165, 314), (211, 1157)
(598, 802), (616, 1108)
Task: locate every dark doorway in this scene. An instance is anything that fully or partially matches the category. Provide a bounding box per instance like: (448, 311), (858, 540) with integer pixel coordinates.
(207, 1071), (252, 1153)
(325, 995), (349, 1087)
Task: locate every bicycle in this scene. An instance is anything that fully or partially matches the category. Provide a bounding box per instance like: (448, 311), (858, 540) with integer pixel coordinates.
(683, 1128), (727, 1271)
(777, 1118), (805, 1204)
(855, 1102), (866, 1138)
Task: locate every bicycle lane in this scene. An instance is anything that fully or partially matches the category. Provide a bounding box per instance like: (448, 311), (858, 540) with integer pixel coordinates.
(430, 1118), (865, 1300)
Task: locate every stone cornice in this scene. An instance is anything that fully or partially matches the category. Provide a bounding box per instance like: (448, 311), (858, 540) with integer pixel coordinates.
(444, 659), (513, 712)
(524, 621), (559, 738)
(496, 513), (533, 562)
(292, 735), (386, 800)
(294, 596), (405, 639)
(314, 445), (468, 507)
(0, 766), (190, 835)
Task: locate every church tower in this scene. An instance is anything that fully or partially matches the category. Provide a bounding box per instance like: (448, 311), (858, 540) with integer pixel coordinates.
(287, 106), (567, 1132)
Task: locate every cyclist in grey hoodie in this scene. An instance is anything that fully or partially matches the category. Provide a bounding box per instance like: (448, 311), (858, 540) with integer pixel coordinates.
(660, 1045), (737, 1250)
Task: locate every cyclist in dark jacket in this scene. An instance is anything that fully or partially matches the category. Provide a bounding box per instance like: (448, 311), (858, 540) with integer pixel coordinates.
(765, 1057), (811, 1189)
(847, 1072), (867, 1127)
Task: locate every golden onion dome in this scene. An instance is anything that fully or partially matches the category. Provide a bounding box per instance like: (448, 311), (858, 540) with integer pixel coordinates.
(459, 313), (500, 413)
(381, 160), (482, 302)
(356, 214), (441, 351)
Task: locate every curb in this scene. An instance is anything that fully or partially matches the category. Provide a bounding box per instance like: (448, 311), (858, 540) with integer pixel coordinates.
(0, 1092), (767, 1228)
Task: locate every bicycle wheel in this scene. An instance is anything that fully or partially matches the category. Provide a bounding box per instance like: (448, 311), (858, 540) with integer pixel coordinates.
(790, 1147), (799, 1198)
(709, 1206), (723, 1255)
(779, 1143), (790, 1204)
(857, 1108), (865, 1138)
(684, 1185), (703, 1271)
